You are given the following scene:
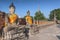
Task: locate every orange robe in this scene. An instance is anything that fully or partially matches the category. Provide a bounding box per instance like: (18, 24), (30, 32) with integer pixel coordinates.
(8, 14), (18, 24)
(26, 16), (32, 25)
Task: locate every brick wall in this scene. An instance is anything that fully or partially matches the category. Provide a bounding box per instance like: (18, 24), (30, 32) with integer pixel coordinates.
(33, 20), (55, 25)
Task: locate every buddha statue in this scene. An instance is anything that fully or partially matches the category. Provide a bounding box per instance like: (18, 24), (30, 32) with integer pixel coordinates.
(8, 3), (18, 24)
(25, 10), (33, 25)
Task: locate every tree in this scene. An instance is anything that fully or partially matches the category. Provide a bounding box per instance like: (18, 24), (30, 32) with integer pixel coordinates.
(34, 11), (46, 20)
(49, 8), (60, 20)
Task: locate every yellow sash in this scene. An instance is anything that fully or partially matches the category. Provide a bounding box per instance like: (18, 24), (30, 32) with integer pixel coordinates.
(9, 14), (17, 24)
(26, 16), (32, 25)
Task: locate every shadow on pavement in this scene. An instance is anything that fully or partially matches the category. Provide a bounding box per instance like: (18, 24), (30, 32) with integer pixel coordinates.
(56, 35), (60, 39)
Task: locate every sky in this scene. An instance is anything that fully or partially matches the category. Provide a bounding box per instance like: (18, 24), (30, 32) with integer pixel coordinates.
(0, 0), (60, 18)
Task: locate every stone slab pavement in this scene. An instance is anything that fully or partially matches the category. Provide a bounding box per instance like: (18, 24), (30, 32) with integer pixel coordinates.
(29, 24), (60, 40)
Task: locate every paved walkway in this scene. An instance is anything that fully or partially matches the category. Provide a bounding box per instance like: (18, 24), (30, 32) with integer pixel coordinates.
(29, 24), (60, 40)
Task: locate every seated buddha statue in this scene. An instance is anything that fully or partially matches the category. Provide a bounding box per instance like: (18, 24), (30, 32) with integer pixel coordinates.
(25, 10), (33, 25)
(8, 3), (18, 24)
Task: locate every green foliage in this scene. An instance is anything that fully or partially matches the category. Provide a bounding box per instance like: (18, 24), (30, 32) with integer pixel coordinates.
(49, 8), (60, 20)
(34, 11), (46, 20)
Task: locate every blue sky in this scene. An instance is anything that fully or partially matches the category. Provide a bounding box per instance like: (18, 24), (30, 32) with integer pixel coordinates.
(0, 0), (60, 18)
